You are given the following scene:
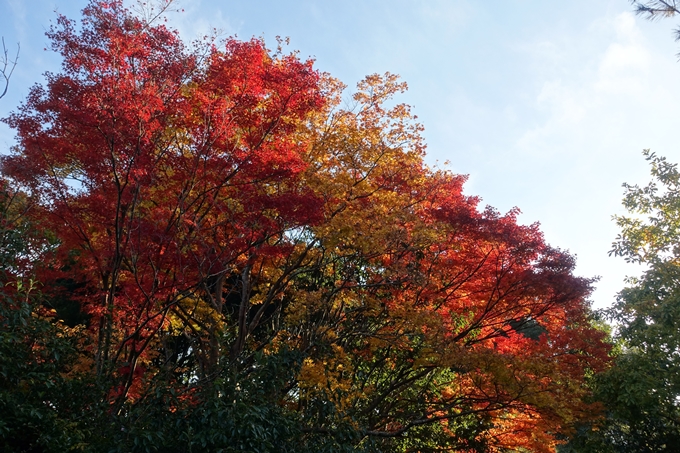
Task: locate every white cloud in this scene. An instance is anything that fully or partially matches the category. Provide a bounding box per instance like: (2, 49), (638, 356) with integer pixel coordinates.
(507, 11), (680, 307)
(515, 82), (593, 157)
(595, 13), (651, 95)
(165, 0), (239, 45)
(515, 12), (656, 156)
(596, 42), (650, 93)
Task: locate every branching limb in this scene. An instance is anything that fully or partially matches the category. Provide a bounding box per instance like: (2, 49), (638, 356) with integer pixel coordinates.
(131, 0), (183, 29)
(1, 37), (19, 100)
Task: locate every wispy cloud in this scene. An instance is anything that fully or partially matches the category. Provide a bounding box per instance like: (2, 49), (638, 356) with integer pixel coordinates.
(5, 0), (28, 41)
(166, 0), (239, 44)
(508, 11), (680, 306)
(515, 12), (658, 156)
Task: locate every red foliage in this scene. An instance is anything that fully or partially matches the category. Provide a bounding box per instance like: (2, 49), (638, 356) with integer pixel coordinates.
(3, 0), (325, 389)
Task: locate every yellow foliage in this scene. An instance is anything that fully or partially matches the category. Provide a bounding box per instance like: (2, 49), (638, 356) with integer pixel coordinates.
(297, 344), (355, 412)
(167, 293), (224, 334)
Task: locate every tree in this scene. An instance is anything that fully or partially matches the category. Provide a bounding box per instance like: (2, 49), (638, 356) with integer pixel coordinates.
(563, 151), (680, 452)
(0, 1), (610, 451)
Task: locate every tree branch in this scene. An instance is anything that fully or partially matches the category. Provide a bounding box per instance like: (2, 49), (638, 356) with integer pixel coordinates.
(631, 0), (680, 19)
(0, 37), (19, 100)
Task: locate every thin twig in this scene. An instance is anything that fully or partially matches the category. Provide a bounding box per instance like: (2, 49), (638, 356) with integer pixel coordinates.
(0, 37), (20, 100)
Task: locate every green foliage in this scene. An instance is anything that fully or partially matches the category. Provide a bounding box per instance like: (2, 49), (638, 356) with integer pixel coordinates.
(85, 349), (367, 453)
(565, 151), (680, 451)
(0, 182), (94, 452)
(0, 273), (89, 452)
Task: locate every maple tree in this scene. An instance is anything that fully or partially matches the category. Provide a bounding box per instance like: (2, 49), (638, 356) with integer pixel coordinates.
(0, 2), (610, 452)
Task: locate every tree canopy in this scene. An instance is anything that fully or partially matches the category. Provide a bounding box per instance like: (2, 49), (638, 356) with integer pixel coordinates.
(0, 2), (610, 452)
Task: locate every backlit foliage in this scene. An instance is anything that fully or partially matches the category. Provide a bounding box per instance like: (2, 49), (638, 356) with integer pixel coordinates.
(0, 2), (610, 451)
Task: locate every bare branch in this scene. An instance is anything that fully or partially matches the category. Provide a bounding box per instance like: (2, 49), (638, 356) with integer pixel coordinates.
(130, 0), (184, 29)
(0, 37), (20, 100)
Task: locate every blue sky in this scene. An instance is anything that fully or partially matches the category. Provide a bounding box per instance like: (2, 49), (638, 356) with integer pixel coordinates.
(3, 0), (680, 308)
